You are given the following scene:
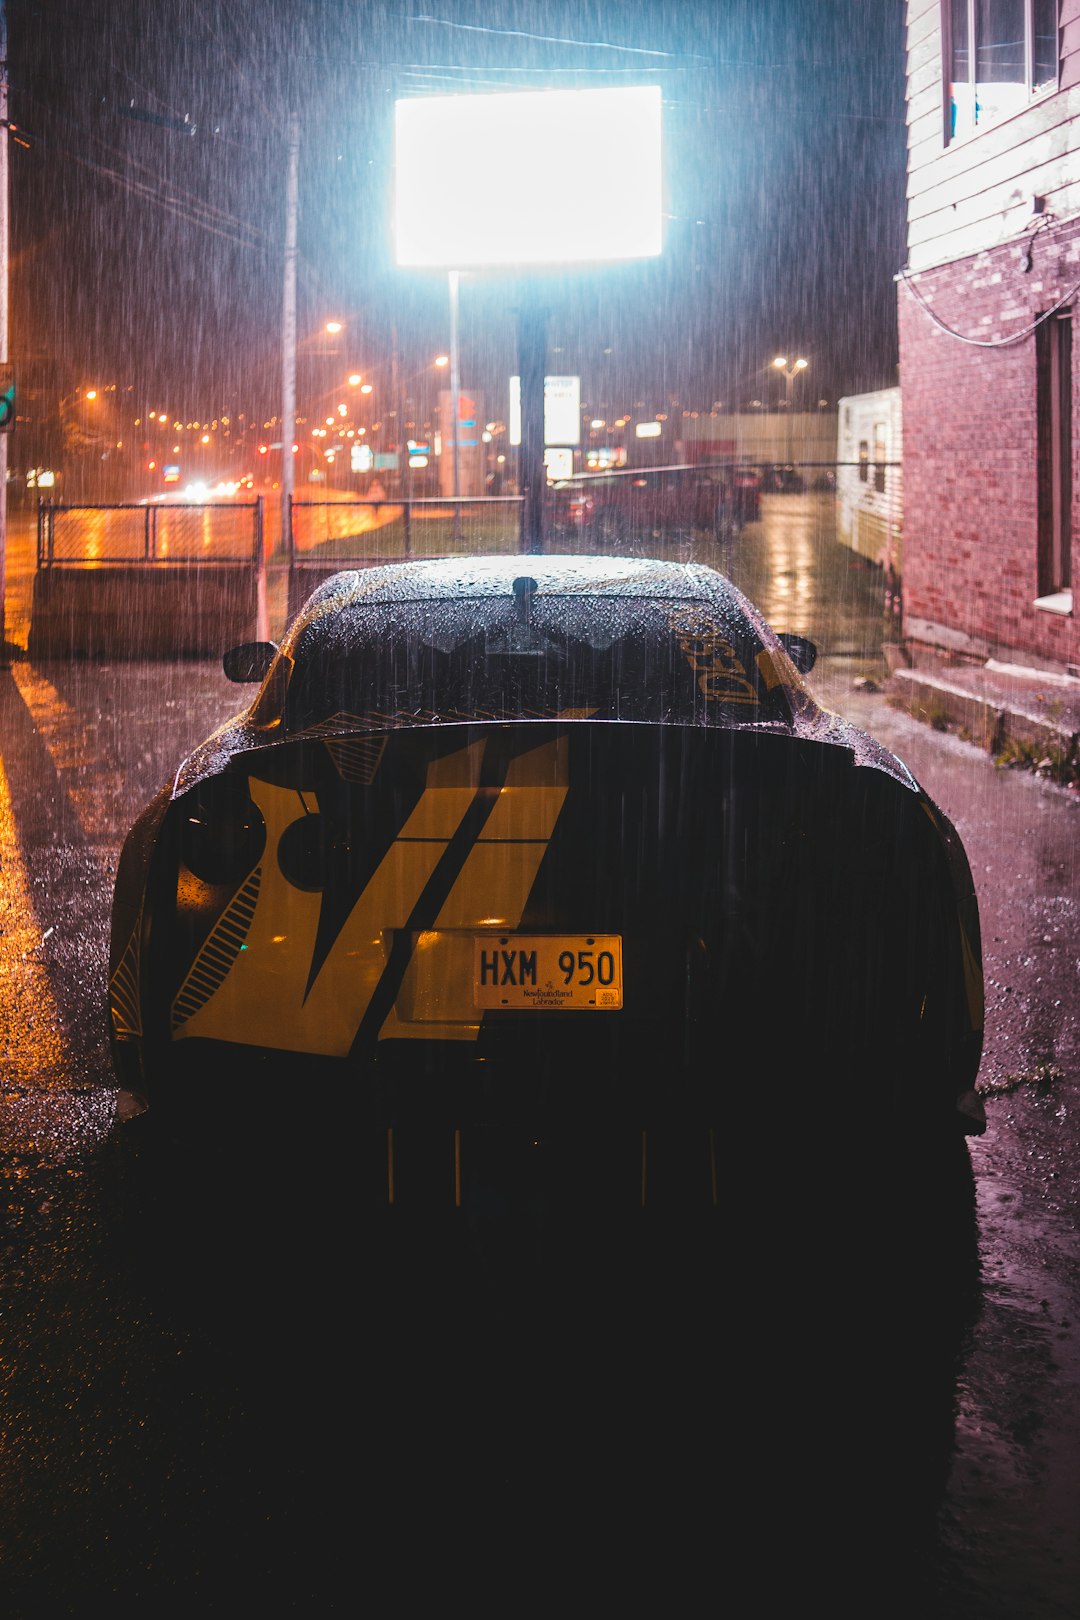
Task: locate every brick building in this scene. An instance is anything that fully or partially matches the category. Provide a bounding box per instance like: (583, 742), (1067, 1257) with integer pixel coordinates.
(899, 0), (1080, 674)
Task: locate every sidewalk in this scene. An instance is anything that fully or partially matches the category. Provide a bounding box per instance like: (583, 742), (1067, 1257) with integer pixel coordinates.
(882, 642), (1080, 777)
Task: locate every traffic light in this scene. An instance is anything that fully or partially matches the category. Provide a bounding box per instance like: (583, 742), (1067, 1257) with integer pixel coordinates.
(0, 364), (15, 431)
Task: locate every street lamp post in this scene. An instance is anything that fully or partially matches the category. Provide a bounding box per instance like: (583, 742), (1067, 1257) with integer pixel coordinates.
(448, 270), (462, 545)
(772, 355), (808, 466)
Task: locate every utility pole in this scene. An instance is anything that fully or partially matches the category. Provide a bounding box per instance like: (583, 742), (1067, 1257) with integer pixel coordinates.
(280, 111), (299, 607)
(772, 355), (808, 466)
(517, 285), (547, 554)
(390, 322), (402, 497)
(0, 0), (9, 669)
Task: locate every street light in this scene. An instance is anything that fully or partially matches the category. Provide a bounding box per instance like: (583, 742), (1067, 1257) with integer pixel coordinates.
(772, 356), (808, 465)
(302, 355), (448, 490)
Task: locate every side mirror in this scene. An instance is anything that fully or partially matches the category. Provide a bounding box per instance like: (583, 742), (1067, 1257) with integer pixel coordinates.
(777, 632), (818, 675)
(223, 641), (278, 683)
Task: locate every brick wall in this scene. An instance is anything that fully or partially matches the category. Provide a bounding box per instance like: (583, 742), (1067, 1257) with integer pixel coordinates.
(898, 217), (1080, 671)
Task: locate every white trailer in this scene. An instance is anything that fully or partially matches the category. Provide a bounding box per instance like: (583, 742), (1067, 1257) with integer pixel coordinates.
(836, 387), (902, 611)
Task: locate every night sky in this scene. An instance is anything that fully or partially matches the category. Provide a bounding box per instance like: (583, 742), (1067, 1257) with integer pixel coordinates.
(8, 0), (907, 418)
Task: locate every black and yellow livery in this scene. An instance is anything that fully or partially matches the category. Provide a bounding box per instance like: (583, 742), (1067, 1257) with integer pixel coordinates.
(109, 556), (985, 1220)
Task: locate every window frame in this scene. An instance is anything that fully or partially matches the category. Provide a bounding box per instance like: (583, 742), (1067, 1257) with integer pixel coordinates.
(872, 421), (888, 494)
(941, 0), (1060, 147)
(1035, 307), (1073, 605)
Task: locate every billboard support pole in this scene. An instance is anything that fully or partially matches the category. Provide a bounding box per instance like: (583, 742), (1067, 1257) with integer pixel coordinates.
(449, 270), (462, 546)
(517, 288), (546, 555)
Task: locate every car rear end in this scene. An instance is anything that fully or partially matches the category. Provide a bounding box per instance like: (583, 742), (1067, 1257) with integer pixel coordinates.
(112, 713), (981, 1245)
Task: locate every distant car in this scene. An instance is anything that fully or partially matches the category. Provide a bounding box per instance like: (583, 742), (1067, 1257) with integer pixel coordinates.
(109, 554), (985, 1231)
(726, 463), (763, 524)
(760, 464), (806, 494)
(552, 465), (760, 547)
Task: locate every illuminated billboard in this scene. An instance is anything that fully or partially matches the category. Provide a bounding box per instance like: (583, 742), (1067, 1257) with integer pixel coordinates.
(394, 86), (663, 269)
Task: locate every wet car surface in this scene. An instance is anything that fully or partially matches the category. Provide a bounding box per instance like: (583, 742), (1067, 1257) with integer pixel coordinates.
(108, 553), (985, 1251)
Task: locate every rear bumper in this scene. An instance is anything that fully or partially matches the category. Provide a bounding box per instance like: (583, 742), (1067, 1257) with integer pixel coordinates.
(128, 1024), (720, 1130)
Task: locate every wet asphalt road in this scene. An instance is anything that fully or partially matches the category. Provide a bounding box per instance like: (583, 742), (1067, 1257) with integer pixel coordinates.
(1, 496), (1078, 1614)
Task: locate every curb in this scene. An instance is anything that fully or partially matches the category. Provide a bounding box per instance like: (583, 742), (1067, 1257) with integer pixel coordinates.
(886, 667), (1080, 767)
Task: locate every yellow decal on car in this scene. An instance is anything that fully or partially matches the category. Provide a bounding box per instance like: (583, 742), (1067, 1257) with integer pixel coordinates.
(383, 735), (569, 1040)
(172, 736), (569, 1055)
(109, 897), (144, 1040)
(755, 648), (784, 691)
(671, 612), (759, 706)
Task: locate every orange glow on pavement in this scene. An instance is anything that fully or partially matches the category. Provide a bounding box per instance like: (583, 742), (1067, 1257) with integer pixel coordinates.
(0, 752), (66, 1083)
(11, 664), (127, 837)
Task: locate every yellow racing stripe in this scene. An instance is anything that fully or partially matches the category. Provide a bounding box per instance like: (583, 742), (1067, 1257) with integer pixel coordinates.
(385, 736), (570, 1039)
(172, 735), (572, 1055)
(173, 743), (488, 1055)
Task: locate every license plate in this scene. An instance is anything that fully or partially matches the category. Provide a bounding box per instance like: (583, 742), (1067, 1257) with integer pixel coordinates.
(474, 934), (623, 1011)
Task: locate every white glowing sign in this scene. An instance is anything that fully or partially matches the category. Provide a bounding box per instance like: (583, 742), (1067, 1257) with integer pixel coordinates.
(509, 375), (581, 446)
(394, 87), (663, 269)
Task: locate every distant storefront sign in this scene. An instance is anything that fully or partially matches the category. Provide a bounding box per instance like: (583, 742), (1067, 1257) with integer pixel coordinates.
(544, 447), (574, 481)
(437, 391), (484, 496)
(0, 363), (15, 431)
(509, 374), (581, 447)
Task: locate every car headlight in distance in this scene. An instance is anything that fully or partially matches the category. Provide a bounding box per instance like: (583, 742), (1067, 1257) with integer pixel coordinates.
(179, 774), (266, 886)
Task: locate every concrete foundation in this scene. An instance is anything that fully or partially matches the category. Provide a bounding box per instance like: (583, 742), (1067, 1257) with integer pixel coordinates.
(28, 565), (264, 659)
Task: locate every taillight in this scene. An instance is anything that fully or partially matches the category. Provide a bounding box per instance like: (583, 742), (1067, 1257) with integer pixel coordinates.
(178, 775), (266, 886)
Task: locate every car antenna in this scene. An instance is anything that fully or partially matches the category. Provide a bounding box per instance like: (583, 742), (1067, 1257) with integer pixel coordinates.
(512, 575), (538, 625)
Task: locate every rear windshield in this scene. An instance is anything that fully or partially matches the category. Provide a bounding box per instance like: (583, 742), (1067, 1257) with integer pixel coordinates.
(282, 594), (796, 734)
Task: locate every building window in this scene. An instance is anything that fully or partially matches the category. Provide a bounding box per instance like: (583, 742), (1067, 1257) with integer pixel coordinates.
(872, 421), (887, 493)
(944, 0), (1058, 143)
(858, 439), (869, 483)
(1035, 309), (1072, 601)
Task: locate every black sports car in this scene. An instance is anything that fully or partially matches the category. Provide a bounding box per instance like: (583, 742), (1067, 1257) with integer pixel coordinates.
(109, 554), (984, 1230)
